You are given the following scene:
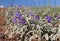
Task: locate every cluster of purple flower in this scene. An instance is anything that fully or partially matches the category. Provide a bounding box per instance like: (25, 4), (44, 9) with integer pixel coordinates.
(13, 11), (60, 25)
(30, 12), (40, 20)
(45, 14), (60, 23)
(13, 11), (26, 25)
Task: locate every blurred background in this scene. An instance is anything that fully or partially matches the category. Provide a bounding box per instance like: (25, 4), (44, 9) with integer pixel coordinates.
(0, 0), (60, 7)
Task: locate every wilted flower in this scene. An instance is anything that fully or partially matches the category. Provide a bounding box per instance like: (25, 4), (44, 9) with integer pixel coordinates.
(30, 12), (34, 16)
(57, 15), (60, 19)
(21, 18), (26, 25)
(13, 18), (17, 24)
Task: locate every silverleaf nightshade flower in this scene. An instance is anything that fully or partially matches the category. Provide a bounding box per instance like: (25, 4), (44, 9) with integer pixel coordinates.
(15, 11), (21, 17)
(19, 16), (23, 20)
(13, 11), (26, 25)
(15, 11), (24, 20)
(35, 15), (40, 19)
(45, 15), (52, 22)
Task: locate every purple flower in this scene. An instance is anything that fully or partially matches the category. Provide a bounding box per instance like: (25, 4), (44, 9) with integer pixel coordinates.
(45, 15), (52, 22)
(19, 16), (23, 20)
(35, 15), (40, 19)
(15, 11), (24, 20)
(15, 11), (21, 17)
(16, 15), (24, 20)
